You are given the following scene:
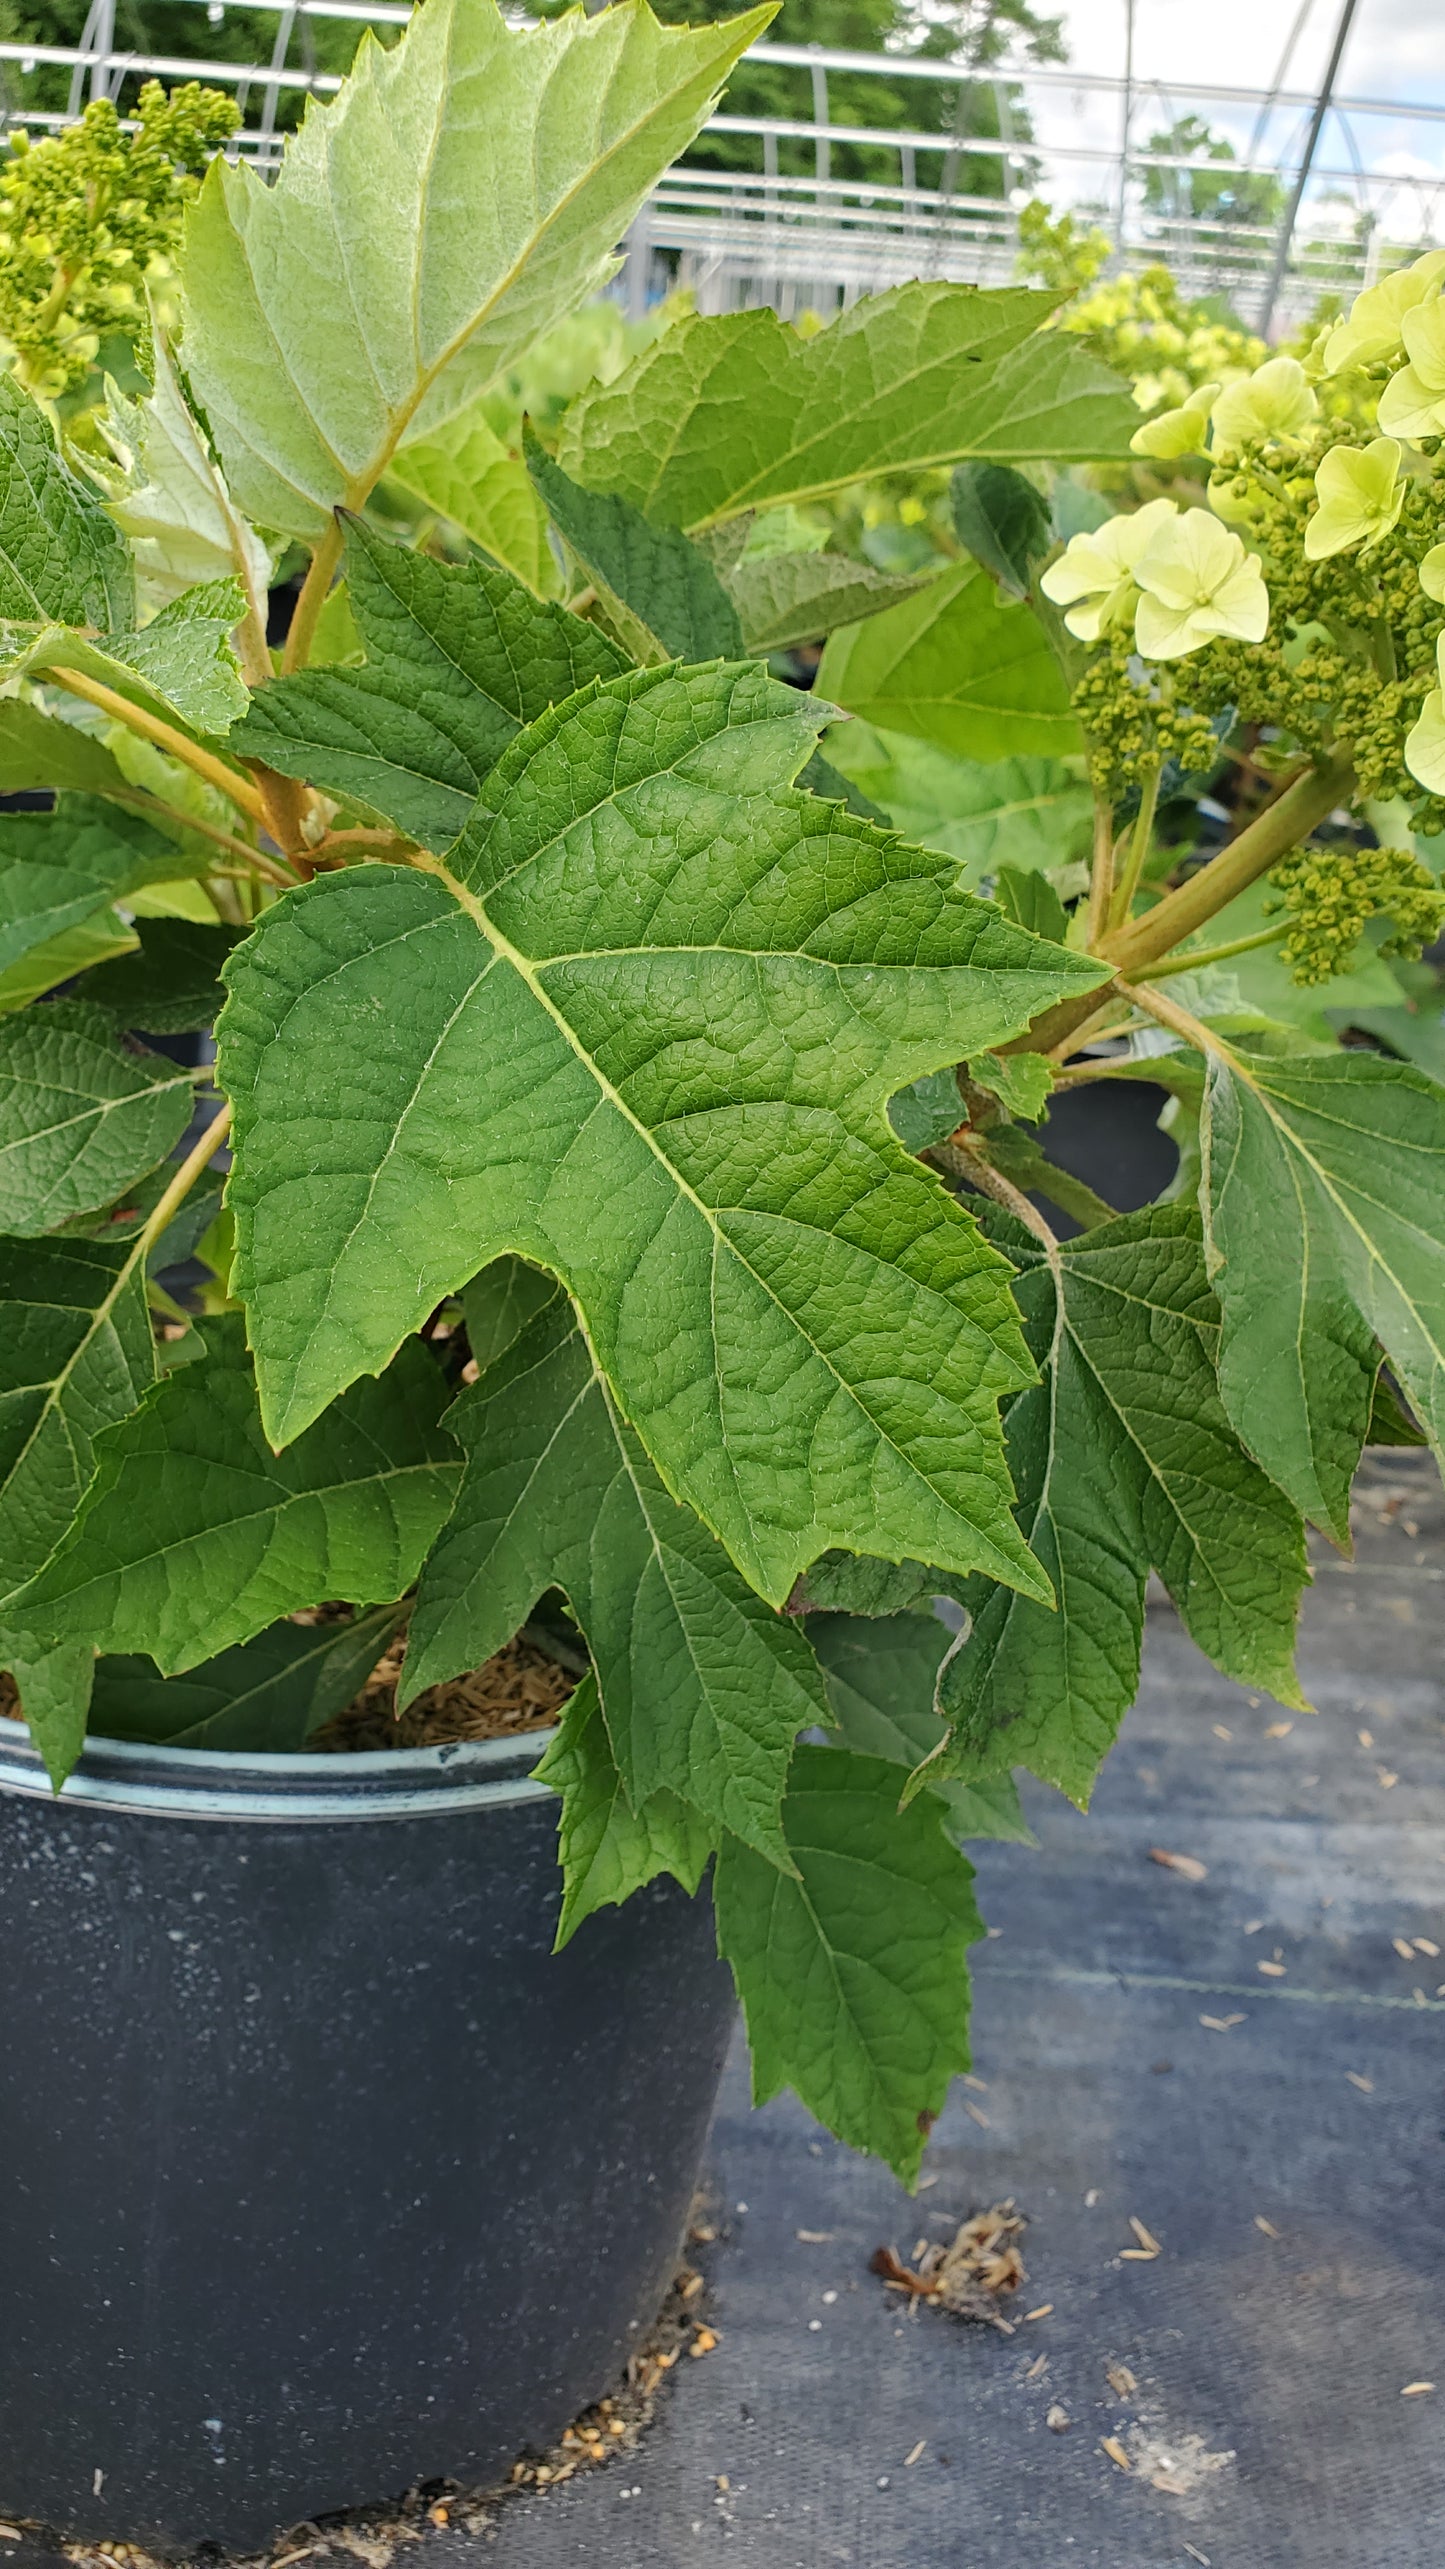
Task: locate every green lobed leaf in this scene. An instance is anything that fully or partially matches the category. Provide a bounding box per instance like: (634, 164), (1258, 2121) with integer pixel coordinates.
(713, 1743), (984, 2184)
(218, 658), (1111, 1607)
(1203, 1048), (1445, 1542)
(533, 1672), (714, 1944)
(12, 1317), (461, 1670)
(816, 566), (1079, 763)
(807, 1608), (1031, 1844)
(557, 285), (1138, 531)
(992, 865), (1069, 942)
(0, 1638), (94, 1789)
(461, 1251), (560, 1372)
(0, 798), (207, 986)
(933, 1204), (1310, 1811)
(389, 399), (560, 596)
(0, 374), (134, 632)
(102, 581), (250, 736)
(967, 1048), (1054, 1123)
(232, 516), (626, 849)
(405, 1280), (828, 1860)
(725, 552), (930, 655)
(75, 919), (247, 1034)
(820, 721), (1093, 890)
(180, 0), (772, 541)
(0, 1231), (156, 1612)
(88, 1601), (402, 1752)
(0, 1002), (197, 1237)
(524, 425), (744, 665)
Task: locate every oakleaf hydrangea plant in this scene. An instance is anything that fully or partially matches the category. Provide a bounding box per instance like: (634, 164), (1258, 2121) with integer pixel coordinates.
(0, 2), (1441, 2184)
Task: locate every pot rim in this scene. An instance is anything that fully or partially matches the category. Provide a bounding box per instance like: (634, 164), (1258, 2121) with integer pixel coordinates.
(0, 1712), (558, 1825)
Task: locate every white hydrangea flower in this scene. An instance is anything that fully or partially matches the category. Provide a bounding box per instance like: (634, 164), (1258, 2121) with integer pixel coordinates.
(1211, 357), (1317, 458)
(1037, 497), (1179, 643)
(1378, 301), (1445, 442)
(1303, 438), (1405, 561)
(1322, 249), (1445, 376)
(1130, 384), (1220, 462)
(1419, 543), (1445, 605)
(1132, 508), (1270, 662)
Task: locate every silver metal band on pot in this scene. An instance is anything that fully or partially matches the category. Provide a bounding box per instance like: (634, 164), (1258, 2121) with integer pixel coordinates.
(0, 1715), (557, 1824)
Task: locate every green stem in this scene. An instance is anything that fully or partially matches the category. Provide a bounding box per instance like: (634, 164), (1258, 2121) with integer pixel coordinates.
(283, 523), (345, 676)
(47, 668), (269, 829)
(134, 1100), (233, 1269)
(928, 1134), (1061, 1256)
(1084, 790), (1115, 950)
(1106, 756), (1161, 933)
(1135, 921), (1290, 981)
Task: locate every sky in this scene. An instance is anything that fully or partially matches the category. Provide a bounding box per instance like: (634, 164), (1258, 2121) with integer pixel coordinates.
(1023, 0), (1445, 239)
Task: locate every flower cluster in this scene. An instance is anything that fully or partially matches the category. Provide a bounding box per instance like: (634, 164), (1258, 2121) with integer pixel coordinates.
(1265, 841), (1445, 985)
(0, 84), (238, 397)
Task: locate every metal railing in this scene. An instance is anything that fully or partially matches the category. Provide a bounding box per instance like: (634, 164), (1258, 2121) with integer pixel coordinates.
(5, 3), (1445, 329)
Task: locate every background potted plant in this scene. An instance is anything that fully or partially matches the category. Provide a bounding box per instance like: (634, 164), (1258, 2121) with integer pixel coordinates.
(0, 0), (1441, 2547)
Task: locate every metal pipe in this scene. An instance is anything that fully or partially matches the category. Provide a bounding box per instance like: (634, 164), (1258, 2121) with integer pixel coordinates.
(1257, 0), (1364, 335)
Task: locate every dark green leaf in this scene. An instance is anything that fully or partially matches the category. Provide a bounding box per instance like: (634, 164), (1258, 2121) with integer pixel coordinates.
(75, 920), (247, 1034)
(461, 1252), (559, 1372)
(0, 799), (206, 986)
(950, 461), (1052, 599)
(404, 1287), (827, 1860)
(90, 1602), (402, 1752)
(219, 660), (1109, 1608)
(0, 1002), (196, 1236)
(934, 1205), (1309, 1811)
(993, 865), (1068, 941)
(533, 1673), (714, 1944)
(1204, 1050), (1445, 1541)
(0, 702), (131, 799)
(1368, 1368), (1426, 1447)
(807, 1608), (1031, 1845)
(714, 1744), (984, 2184)
(13, 1317), (461, 1670)
(726, 553), (929, 654)
(0, 1637), (93, 1788)
(524, 426), (744, 665)
(0, 1233), (156, 1610)
(0, 373), (134, 631)
(888, 1067), (963, 1153)
(232, 516), (627, 849)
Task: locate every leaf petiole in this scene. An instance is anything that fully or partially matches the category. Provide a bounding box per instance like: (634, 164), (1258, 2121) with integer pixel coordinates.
(47, 665), (269, 829)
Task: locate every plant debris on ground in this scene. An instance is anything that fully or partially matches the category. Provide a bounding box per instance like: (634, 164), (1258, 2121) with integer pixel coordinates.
(870, 2201), (1028, 2330)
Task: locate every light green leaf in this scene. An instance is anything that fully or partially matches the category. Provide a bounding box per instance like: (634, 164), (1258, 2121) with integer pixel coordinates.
(992, 865), (1069, 942)
(726, 552), (930, 655)
(967, 1048), (1054, 1123)
(13, 1318), (461, 1670)
(807, 1608), (1032, 1844)
(219, 659), (1110, 1606)
(180, 0), (772, 540)
(524, 425), (743, 664)
(0, 1638), (94, 1788)
(932, 1205), (1308, 1812)
(89, 1601), (401, 1752)
(389, 400), (559, 596)
(714, 1743), (984, 2183)
(817, 567), (1078, 763)
(0, 702), (131, 800)
(405, 1282), (827, 1859)
(0, 798), (204, 985)
(1327, 1001), (1445, 1088)
(821, 720), (1093, 889)
(558, 285), (1137, 531)
(75, 919), (246, 1034)
(0, 602), (247, 741)
(0, 1232), (156, 1615)
(232, 516), (625, 849)
(0, 374), (134, 632)
(96, 329), (273, 615)
(0, 1002), (196, 1236)
(1203, 1048), (1445, 1541)
(533, 1672), (714, 1943)
(0, 915), (139, 1017)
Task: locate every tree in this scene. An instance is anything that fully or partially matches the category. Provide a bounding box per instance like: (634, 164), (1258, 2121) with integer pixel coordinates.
(1142, 115), (1285, 235)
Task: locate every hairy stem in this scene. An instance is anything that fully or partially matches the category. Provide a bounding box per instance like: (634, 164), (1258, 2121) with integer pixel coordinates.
(1106, 757), (1161, 933)
(47, 668), (269, 828)
(282, 523), (345, 676)
(1136, 921), (1289, 981)
(928, 1133), (1060, 1252)
(1113, 977), (1240, 1064)
(1084, 791), (1115, 950)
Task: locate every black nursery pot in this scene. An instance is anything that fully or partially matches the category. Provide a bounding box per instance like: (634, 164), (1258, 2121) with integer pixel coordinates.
(0, 1717), (735, 2553)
